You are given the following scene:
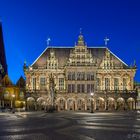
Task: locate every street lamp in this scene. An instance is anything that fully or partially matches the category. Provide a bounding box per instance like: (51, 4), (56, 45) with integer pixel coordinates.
(90, 92), (94, 113)
(12, 94), (15, 113)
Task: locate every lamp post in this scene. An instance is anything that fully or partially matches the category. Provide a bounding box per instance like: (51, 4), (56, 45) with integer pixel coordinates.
(90, 92), (94, 113)
(12, 94), (15, 113)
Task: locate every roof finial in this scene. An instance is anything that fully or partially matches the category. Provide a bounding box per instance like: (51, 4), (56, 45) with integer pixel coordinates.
(104, 37), (110, 46)
(46, 37), (51, 46)
(80, 28), (82, 35)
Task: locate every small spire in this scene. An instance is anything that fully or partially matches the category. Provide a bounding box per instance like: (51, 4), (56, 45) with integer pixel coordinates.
(24, 60), (26, 65)
(104, 37), (110, 46)
(133, 59), (137, 68)
(23, 60), (27, 70)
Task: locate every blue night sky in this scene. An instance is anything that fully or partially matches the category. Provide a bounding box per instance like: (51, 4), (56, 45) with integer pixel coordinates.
(0, 0), (140, 83)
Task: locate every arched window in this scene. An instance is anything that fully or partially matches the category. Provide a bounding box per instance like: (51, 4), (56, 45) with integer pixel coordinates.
(19, 91), (24, 99)
(4, 91), (10, 99)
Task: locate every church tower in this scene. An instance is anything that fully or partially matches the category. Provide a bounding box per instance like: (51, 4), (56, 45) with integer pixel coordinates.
(0, 22), (7, 79)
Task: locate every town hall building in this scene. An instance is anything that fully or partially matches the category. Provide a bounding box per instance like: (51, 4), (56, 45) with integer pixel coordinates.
(24, 33), (137, 111)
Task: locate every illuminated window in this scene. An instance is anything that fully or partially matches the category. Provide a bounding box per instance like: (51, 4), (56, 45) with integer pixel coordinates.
(40, 77), (46, 86)
(114, 78), (119, 90)
(59, 78), (64, 90)
(77, 84), (85, 93)
(32, 78), (36, 90)
(87, 73), (94, 80)
(72, 72), (75, 80)
(68, 72), (75, 80)
(19, 91), (24, 99)
(77, 72), (85, 80)
(87, 84), (94, 93)
(97, 78), (101, 90)
(123, 78), (127, 90)
(87, 73), (90, 80)
(68, 84), (75, 93)
(4, 91), (10, 99)
(105, 78), (110, 90)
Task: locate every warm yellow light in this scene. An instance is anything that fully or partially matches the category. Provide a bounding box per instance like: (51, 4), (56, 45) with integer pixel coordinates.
(90, 93), (94, 96)
(12, 94), (15, 98)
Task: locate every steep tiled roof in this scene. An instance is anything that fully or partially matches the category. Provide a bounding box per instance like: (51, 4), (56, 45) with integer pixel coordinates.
(1, 75), (13, 86)
(16, 76), (25, 88)
(31, 46), (129, 69)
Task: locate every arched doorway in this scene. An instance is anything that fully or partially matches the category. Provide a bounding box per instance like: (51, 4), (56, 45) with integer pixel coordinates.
(127, 98), (135, 110)
(77, 98), (85, 111)
(27, 97), (35, 111)
(3, 91), (11, 108)
(87, 98), (94, 111)
(97, 97), (105, 110)
(107, 97), (115, 110)
(117, 97), (125, 110)
(57, 98), (66, 111)
(67, 98), (75, 111)
(36, 97), (46, 110)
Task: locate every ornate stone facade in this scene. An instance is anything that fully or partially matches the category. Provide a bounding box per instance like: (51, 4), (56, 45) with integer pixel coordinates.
(24, 34), (137, 111)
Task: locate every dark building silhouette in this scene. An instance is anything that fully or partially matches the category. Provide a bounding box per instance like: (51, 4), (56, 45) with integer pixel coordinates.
(0, 22), (7, 80)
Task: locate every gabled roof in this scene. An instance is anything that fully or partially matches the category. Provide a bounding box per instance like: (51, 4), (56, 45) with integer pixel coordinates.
(1, 74), (13, 86)
(30, 46), (129, 69)
(108, 49), (128, 67)
(16, 76), (25, 88)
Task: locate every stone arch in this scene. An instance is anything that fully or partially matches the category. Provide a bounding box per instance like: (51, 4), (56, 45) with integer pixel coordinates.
(45, 97), (51, 105)
(67, 98), (76, 111)
(96, 97), (105, 110)
(37, 97), (45, 104)
(107, 97), (115, 110)
(77, 98), (85, 111)
(86, 98), (94, 110)
(27, 97), (35, 102)
(27, 97), (35, 111)
(127, 97), (135, 110)
(117, 97), (125, 110)
(36, 97), (46, 110)
(56, 97), (66, 111)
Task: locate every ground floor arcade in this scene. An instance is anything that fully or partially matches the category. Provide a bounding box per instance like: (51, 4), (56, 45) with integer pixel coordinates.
(26, 94), (137, 111)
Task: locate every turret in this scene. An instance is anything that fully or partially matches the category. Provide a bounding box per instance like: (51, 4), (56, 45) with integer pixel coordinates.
(77, 29), (85, 46)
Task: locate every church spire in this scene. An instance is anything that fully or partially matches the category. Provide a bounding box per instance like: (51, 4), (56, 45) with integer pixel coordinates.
(0, 22), (7, 78)
(77, 28), (85, 46)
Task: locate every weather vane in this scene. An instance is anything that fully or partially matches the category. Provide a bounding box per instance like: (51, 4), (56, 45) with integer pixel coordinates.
(104, 37), (110, 46)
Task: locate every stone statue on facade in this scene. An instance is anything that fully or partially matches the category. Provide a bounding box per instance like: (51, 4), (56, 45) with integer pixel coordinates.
(49, 73), (56, 111)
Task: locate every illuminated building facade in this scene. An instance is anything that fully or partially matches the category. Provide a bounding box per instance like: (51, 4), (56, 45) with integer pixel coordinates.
(24, 33), (137, 111)
(0, 75), (25, 109)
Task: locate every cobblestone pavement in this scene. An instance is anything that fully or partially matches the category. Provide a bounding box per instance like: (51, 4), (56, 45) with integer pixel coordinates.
(0, 111), (140, 140)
